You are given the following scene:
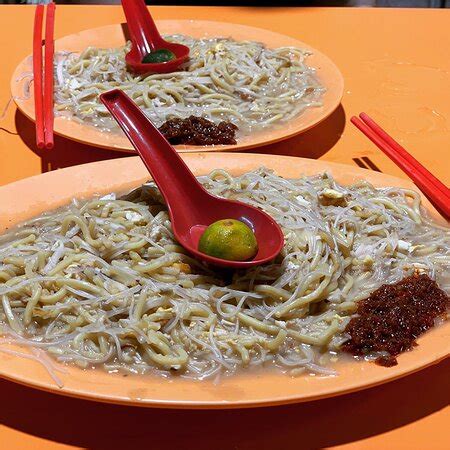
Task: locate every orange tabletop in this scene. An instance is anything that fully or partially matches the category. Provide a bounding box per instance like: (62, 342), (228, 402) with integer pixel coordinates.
(0, 5), (449, 450)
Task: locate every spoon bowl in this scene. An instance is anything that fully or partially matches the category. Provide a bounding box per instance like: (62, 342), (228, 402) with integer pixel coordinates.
(121, 0), (190, 74)
(100, 89), (284, 268)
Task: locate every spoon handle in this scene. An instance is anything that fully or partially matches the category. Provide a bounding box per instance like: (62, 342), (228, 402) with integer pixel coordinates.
(121, 0), (163, 55)
(100, 89), (209, 222)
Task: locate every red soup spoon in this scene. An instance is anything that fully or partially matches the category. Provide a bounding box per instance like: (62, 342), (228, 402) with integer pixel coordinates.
(121, 0), (190, 74)
(100, 90), (284, 269)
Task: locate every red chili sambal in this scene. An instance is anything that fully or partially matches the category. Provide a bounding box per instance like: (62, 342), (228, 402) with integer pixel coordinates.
(159, 116), (238, 146)
(342, 274), (449, 367)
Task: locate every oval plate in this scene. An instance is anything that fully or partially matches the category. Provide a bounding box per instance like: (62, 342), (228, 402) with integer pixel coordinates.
(0, 154), (448, 409)
(10, 21), (344, 153)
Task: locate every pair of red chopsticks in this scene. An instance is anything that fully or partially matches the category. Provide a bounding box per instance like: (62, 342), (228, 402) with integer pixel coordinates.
(351, 113), (450, 221)
(33, 2), (56, 149)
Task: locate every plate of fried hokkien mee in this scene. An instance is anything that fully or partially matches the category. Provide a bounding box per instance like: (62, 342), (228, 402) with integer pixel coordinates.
(0, 153), (448, 408)
(11, 21), (343, 153)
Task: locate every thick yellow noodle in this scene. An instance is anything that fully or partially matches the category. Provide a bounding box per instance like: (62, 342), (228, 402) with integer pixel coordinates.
(54, 35), (324, 135)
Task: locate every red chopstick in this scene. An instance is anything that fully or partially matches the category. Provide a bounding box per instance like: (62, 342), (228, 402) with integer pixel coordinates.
(359, 113), (449, 197)
(44, 2), (56, 149)
(351, 113), (450, 220)
(32, 3), (56, 149)
(33, 4), (45, 148)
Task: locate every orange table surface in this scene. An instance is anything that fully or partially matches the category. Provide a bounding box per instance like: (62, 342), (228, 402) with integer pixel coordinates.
(0, 5), (449, 450)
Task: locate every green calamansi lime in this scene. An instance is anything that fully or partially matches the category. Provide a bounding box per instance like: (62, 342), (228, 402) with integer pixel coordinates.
(142, 48), (176, 64)
(198, 219), (258, 261)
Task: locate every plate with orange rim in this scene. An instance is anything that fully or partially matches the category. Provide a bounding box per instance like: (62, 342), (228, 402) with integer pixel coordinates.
(10, 20), (344, 153)
(0, 153), (448, 409)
